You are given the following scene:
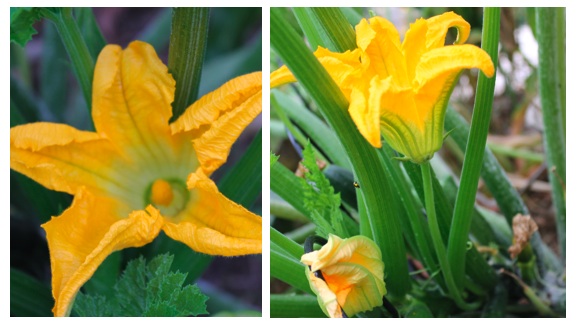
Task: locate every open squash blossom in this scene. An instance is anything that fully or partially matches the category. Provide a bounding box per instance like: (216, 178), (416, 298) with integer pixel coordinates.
(301, 234), (387, 318)
(271, 12), (495, 163)
(10, 41), (262, 316)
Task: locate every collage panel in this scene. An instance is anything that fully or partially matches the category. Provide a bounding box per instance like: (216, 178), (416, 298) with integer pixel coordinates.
(270, 7), (566, 318)
(10, 7), (262, 317)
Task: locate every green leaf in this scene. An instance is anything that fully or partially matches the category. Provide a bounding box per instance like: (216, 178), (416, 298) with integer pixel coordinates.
(271, 159), (358, 233)
(271, 246), (313, 295)
(301, 142), (347, 238)
(74, 254), (208, 317)
(271, 294), (325, 317)
(10, 7), (42, 46)
(73, 294), (114, 317)
(10, 268), (54, 317)
(271, 227), (303, 261)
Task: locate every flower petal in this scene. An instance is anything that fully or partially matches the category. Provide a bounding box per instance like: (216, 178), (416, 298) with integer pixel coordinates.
(162, 171), (261, 256)
(92, 41), (177, 164)
(401, 18), (429, 80)
(171, 72), (261, 137)
(270, 65), (296, 88)
(356, 17), (408, 85)
(323, 263), (386, 317)
(415, 44), (495, 85)
(425, 11), (471, 50)
(10, 122), (124, 197)
(348, 80), (382, 148)
(270, 47), (361, 95)
(192, 84), (262, 175)
(42, 188), (164, 316)
(301, 234), (386, 317)
(306, 270), (343, 318)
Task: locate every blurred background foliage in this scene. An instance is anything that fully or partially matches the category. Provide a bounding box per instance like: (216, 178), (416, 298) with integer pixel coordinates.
(10, 7), (262, 317)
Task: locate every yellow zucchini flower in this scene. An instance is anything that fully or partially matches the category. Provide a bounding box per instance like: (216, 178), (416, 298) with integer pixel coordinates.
(271, 11), (495, 163)
(301, 234), (387, 318)
(10, 41), (262, 316)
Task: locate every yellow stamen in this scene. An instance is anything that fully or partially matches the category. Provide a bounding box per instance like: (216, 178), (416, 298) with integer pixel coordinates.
(151, 179), (174, 206)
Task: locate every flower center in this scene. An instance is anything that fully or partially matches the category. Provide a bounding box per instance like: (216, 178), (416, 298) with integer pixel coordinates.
(146, 178), (189, 217)
(151, 179), (174, 206)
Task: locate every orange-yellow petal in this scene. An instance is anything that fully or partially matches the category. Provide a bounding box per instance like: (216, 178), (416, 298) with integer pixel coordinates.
(92, 41), (177, 164)
(401, 18), (429, 80)
(301, 234), (386, 317)
(306, 270), (343, 318)
(348, 79), (382, 148)
(270, 47), (361, 95)
(425, 11), (471, 50)
(356, 17), (408, 85)
(415, 44), (495, 86)
(192, 82), (262, 175)
(270, 65), (296, 88)
(171, 72), (261, 137)
(42, 188), (164, 316)
(162, 171), (261, 256)
(10, 122), (122, 196)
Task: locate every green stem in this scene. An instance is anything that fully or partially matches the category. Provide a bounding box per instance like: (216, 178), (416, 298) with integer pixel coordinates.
(379, 148), (438, 286)
(536, 7), (566, 262)
(421, 163), (478, 311)
(447, 7), (500, 291)
(43, 8), (94, 110)
(270, 227), (304, 260)
(169, 8), (209, 119)
(271, 199), (310, 223)
(271, 294), (325, 317)
(293, 8), (355, 52)
(270, 247), (313, 295)
(555, 8), (566, 134)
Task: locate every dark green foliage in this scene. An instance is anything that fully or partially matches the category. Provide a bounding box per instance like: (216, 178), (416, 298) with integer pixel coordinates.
(74, 254), (208, 317)
(10, 268), (54, 317)
(10, 7), (42, 46)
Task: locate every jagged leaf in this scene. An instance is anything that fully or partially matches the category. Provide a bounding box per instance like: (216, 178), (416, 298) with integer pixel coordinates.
(73, 254), (208, 317)
(301, 142), (347, 238)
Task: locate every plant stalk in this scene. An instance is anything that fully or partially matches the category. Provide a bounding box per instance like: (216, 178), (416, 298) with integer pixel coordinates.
(169, 8), (209, 119)
(447, 7), (500, 290)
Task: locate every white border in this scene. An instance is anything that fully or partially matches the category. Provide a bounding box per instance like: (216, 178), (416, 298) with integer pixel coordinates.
(4, 0), (577, 333)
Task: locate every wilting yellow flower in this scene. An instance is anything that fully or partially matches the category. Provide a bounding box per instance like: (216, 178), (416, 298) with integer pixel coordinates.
(301, 234), (387, 318)
(271, 12), (494, 163)
(10, 41), (262, 316)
